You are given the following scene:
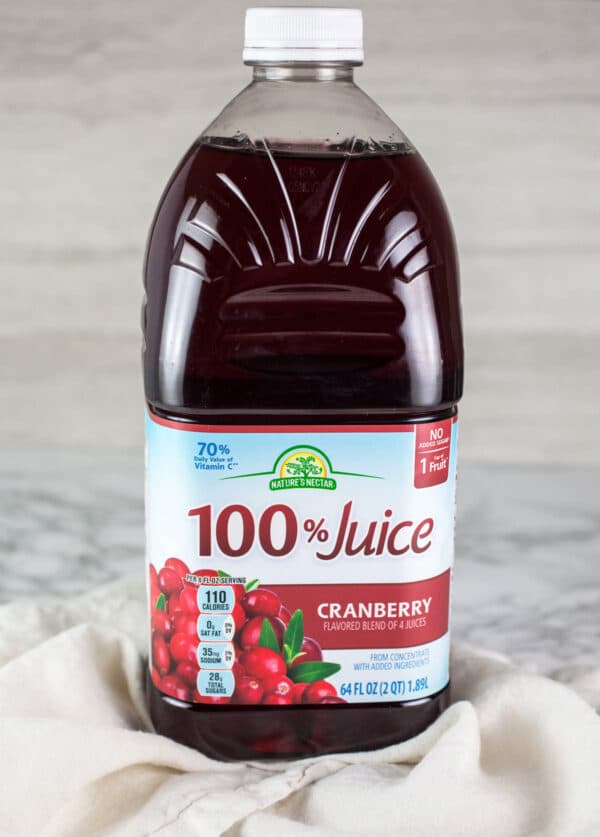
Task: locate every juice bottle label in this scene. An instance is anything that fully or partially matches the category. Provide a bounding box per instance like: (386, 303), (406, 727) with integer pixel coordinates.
(146, 412), (458, 706)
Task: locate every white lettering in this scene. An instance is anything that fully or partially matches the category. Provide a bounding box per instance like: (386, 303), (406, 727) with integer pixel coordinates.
(317, 598), (434, 621)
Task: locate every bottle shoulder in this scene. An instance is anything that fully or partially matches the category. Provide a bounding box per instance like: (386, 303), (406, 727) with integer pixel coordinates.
(200, 78), (413, 157)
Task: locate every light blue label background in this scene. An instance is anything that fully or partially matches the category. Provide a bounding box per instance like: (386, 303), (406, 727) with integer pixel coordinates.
(146, 416), (458, 587)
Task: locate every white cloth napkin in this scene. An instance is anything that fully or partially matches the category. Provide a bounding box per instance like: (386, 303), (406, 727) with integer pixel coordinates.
(0, 576), (599, 837)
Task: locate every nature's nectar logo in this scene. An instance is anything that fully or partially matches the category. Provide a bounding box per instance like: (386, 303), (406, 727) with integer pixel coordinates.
(272, 450), (335, 491)
(222, 445), (381, 491)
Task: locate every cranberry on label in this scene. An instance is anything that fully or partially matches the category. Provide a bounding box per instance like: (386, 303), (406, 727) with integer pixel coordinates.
(268, 617), (286, 647)
(262, 693), (292, 706)
(232, 603), (246, 633)
(262, 675), (293, 697)
(169, 632), (198, 664)
(234, 676), (264, 705)
(176, 661), (199, 687)
(160, 674), (191, 702)
(165, 557), (190, 578)
(173, 613), (198, 637)
(231, 583), (245, 602)
(291, 683), (308, 704)
(232, 660), (245, 680)
(279, 606), (292, 625)
(152, 633), (171, 676)
(178, 585), (200, 614)
(167, 593), (183, 617)
(318, 696), (347, 704)
(158, 567), (184, 595)
(242, 588), (281, 618)
(291, 636), (322, 666)
(151, 608), (173, 637)
(150, 666), (161, 689)
(240, 647), (286, 679)
(239, 615), (284, 650)
(303, 681), (338, 703)
(149, 564), (160, 605)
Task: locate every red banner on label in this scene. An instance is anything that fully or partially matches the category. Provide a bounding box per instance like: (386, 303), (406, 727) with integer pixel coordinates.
(271, 570), (450, 651)
(414, 419), (452, 488)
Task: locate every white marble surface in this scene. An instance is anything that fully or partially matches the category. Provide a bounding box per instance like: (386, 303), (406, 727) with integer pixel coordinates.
(1, 0), (599, 462)
(1, 450), (597, 671)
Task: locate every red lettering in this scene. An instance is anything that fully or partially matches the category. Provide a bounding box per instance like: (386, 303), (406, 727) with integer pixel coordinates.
(216, 504), (255, 557)
(386, 520), (412, 555)
(316, 501), (351, 560)
(188, 504), (211, 556)
(412, 518), (433, 553)
(345, 520), (377, 556)
(190, 501), (434, 561)
(258, 504), (298, 556)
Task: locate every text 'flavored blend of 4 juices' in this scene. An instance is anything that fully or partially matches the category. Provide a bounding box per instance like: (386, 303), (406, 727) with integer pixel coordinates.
(143, 7), (464, 759)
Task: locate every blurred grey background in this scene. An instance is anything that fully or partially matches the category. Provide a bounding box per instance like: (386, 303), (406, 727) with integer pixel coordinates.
(1, 0), (599, 464)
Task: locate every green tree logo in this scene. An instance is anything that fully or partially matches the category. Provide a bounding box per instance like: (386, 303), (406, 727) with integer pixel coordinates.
(222, 444), (380, 491)
(285, 454), (324, 479)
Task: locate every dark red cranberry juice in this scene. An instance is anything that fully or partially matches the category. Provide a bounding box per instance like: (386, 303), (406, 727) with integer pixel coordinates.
(144, 145), (463, 759)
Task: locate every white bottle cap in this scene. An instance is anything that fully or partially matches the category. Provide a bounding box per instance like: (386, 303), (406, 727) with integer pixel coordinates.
(244, 7), (364, 64)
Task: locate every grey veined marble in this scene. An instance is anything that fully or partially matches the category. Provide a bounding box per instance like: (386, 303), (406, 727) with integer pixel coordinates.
(0, 451), (597, 670)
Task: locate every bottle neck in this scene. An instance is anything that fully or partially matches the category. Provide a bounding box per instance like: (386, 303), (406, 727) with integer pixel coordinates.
(251, 64), (355, 83)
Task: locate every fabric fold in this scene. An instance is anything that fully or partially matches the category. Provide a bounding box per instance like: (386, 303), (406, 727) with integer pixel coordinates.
(0, 579), (598, 837)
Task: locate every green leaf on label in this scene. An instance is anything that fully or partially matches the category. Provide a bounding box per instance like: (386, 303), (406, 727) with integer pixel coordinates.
(245, 578), (260, 592)
(258, 618), (281, 653)
(290, 651), (306, 665)
(283, 609), (304, 658)
(283, 643), (306, 667)
(155, 593), (167, 611)
(288, 661), (341, 684)
(217, 570), (231, 578)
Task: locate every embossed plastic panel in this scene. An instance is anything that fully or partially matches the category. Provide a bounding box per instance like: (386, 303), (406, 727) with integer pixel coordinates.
(143, 145), (462, 414)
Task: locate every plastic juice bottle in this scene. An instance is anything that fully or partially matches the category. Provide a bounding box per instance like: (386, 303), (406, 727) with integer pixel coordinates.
(143, 7), (463, 759)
